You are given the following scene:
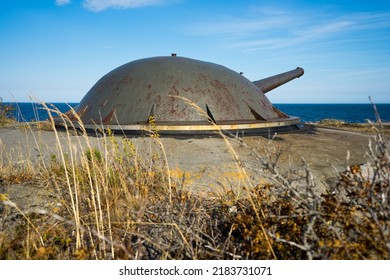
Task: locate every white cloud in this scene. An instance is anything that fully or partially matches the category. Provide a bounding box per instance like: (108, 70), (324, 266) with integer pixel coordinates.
(55, 0), (71, 6)
(191, 7), (390, 53)
(82, 0), (170, 12)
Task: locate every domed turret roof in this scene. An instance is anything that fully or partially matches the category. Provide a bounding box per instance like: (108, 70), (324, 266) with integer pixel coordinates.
(59, 55), (303, 135)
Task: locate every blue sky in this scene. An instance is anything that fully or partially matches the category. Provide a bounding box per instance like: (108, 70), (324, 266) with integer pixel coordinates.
(1, 0), (389, 103)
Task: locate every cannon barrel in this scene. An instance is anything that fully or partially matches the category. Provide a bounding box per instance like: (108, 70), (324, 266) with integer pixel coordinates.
(252, 67), (304, 94)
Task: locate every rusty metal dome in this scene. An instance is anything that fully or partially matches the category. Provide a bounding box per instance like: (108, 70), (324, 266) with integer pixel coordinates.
(59, 55), (304, 135)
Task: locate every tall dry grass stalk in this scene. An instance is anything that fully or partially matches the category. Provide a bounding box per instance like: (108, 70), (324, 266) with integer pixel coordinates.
(0, 100), (389, 260)
(43, 104), (83, 250)
(47, 104), (116, 259)
(172, 95), (276, 259)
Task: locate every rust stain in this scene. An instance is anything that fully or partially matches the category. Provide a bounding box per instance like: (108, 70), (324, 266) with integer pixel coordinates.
(210, 79), (229, 92)
(170, 84), (180, 96)
(182, 87), (193, 94)
(120, 76), (132, 84)
(65, 105), (89, 121)
(102, 108), (116, 124)
(113, 76), (132, 93)
(197, 73), (208, 82)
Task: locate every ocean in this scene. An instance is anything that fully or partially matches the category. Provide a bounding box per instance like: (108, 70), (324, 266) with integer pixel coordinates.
(3, 102), (390, 124)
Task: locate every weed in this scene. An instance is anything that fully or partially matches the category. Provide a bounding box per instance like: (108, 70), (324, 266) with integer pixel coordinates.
(0, 102), (388, 259)
(0, 98), (15, 127)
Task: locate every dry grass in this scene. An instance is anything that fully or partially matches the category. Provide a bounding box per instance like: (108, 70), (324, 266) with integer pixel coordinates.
(0, 102), (389, 260)
(0, 99), (15, 127)
(315, 118), (390, 135)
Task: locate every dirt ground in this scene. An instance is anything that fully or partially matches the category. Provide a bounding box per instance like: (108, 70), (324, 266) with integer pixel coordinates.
(0, 122), (383, 209)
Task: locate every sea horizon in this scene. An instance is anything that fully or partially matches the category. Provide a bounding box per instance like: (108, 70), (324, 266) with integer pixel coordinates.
(3, 102), (390, 124)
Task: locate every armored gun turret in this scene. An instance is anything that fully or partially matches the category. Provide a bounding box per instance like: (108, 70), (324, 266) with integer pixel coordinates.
(57, 55), (305, 135)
